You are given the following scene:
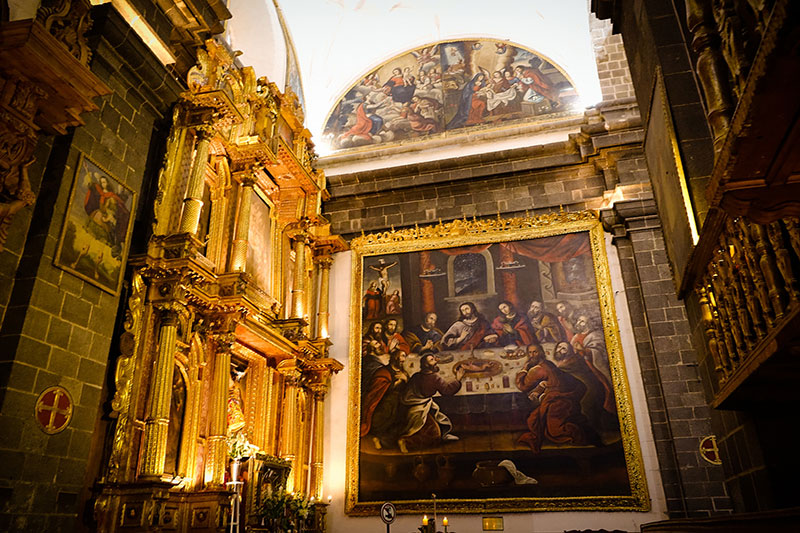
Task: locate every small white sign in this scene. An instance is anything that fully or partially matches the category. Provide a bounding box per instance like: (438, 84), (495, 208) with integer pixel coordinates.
(380, 502), (396, 524)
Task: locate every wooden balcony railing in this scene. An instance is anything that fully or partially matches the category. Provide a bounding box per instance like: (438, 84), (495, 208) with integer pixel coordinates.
(696, 216), (800, 405)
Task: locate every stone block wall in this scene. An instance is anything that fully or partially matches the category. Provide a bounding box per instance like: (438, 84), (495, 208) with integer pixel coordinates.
(606, 207), (733, 518)
(0, 5), (181, 531)
(322, 104), (731, 518)
(590, 14), (635, 102)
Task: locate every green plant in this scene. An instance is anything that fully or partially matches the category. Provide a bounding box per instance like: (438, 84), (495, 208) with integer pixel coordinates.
(257, 491), (315, 532)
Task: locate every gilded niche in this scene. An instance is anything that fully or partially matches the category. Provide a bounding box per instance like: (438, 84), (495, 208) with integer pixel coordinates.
(94, 39), (344, 533)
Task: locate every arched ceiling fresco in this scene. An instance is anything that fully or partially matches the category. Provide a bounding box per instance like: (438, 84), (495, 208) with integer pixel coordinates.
(322, 39), (578, 151)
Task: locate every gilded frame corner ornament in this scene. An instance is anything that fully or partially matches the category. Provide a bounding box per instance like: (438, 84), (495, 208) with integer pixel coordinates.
(346, 211), (649, 515)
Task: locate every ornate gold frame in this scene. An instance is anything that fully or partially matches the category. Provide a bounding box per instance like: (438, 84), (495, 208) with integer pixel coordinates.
(345, 211), (649, 514)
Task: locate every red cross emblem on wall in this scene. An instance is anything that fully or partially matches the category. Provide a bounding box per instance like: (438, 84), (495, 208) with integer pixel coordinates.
(35, 386), (73, 434)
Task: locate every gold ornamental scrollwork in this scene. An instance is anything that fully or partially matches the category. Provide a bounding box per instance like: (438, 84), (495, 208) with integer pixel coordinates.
(107, 271), (147, 483)
(350, 209), (598, 253)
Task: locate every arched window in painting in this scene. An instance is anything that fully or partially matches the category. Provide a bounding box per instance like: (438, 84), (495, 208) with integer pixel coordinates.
(454, 254), (486, 295)
(164, 365), (187, 476)
(446, 250), (496, 300)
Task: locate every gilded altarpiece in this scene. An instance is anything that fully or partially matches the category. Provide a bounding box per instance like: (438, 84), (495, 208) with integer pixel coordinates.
(93, 40), (344, 533)
(346, 212), (648, 514)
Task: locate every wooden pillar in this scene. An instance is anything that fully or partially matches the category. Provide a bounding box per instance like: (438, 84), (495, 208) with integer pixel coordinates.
(290, 234), (309, 320)
(179, 127), (213, 234)
(309, 386), (326, 500)
(140, 308), (179, 479)
(277, 360), (302, 492)
(316, 256), (333, 338)
(205, 334), (233, 487)
(230, 173), (257, 272)
(686, 0), (734, 152)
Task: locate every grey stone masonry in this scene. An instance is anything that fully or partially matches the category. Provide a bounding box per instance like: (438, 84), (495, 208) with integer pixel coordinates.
(590, 13), (635, 102)
(604, 203), (733, 519)
(0, 5), (181, 532)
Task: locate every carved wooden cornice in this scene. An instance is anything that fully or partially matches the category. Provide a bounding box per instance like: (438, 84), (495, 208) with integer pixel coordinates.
(0, 3), (110, 250)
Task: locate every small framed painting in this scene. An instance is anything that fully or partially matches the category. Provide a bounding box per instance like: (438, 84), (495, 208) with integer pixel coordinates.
(55, 153), (136, 295)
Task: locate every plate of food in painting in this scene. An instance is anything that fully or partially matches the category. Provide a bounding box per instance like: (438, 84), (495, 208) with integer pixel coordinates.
(500, 344), (526, 360)
(453, 358), (502, 378)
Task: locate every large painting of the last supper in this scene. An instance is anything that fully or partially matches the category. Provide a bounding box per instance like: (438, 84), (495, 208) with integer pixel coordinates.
(346, 213), (648, 514)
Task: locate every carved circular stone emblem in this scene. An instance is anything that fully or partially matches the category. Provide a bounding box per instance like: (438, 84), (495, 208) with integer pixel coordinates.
(34, 386), (73, 434)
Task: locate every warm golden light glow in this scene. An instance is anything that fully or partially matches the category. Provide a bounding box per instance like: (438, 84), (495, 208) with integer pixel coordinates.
(91, 0), (176, 66)
(422, 515), (428, 525)
(443, 517), (448, 526)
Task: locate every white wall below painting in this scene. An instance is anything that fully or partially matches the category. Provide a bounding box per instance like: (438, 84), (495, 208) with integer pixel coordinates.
(323, 237), (667, 533)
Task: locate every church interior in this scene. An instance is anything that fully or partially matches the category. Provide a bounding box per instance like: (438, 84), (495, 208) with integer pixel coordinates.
(1, 1), (799, 532)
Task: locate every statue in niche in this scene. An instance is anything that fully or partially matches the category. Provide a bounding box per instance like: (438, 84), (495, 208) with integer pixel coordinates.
(164, 367), (187, 475)
(227, 366), (247, 436)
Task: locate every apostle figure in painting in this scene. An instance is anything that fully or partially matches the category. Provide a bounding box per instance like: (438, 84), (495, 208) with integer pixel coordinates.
(515, 343), (599, 453)
(527, 300), (568, 343)
(442, 302), (495, 350)
(360, 348), (410, 450)
(553, 341), (617, 435)
(363, 281), (383, 320)
(362, 322), (388, 359)
(404, 312), (443, 354)
(384, 318), (411, 355)
(398, 353), (465, 453)
(491, 300), (536, 347)
(556, 301), (578, 341)
(571, 315), (612, 382)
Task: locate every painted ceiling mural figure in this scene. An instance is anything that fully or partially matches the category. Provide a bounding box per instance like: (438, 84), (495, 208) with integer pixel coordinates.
(324, 38), (577, 150)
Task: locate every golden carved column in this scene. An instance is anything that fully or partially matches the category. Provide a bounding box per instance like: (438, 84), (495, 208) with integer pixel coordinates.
(277, 359), (302, 492)
(306, 359), (342, 499)
(230, 172), (258, 272)
(290, 233), (309, 320)
(315, 256), (333, 338)
(140, 308), (179, 479)
(308, 385), (327, 500)
(206, 333), (233, 487)
(179, 126), (213, 234)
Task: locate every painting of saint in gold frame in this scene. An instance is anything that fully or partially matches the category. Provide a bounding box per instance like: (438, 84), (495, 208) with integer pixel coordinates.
(346, 213), (648, 514)
(55, 153), (136, 295)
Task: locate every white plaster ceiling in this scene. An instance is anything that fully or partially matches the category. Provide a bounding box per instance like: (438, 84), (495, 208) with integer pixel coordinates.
(227, 0), (602, 154)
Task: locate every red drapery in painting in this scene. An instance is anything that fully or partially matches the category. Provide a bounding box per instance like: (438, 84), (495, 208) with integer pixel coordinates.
(502, 233), (590, 262)
(438, 233), (589, 262)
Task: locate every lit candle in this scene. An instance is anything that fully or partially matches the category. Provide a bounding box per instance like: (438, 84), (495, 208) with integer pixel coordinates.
(422, 515), (428, 525)
(443, 517), (448, 526)
(327, 495), (332, 503)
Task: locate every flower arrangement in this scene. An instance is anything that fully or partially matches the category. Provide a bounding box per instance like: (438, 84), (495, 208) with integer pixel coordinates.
(227, 433), (259, 461)
(258, 491), (315, 532)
